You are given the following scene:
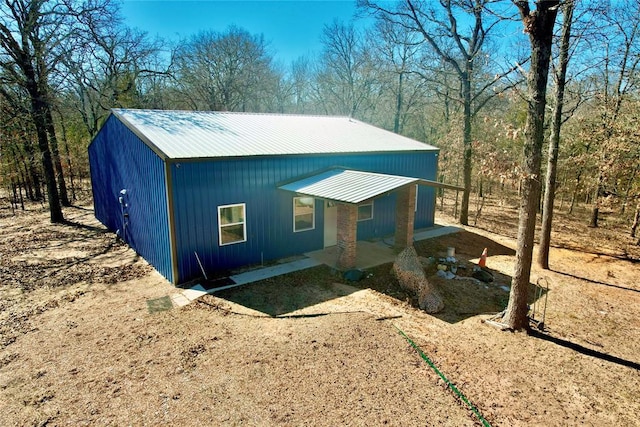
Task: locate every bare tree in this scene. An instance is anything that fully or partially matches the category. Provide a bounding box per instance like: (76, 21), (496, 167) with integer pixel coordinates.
(0, 83), (43, 201)
(502, 0), (559, 330)
(360, 0), (508, 225)
(0, 0), (70, 221)
(0, 94), (36, 206)
(63, 18), (168, 136)
(1, 0), (123, 221)
(371, 20), (427, 134)
(287, 56), (316, 114)
(315, 21), (380, 120)
(588, 0), (640, 227)
(538, 0), (575, 269)
(173, 27), (278, 112)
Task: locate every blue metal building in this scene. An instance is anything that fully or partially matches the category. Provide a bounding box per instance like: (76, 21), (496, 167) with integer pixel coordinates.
(89, 109), (441, 285)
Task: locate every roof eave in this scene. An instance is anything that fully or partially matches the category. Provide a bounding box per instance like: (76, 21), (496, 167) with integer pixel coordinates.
(165, 148), (439, 162)
(112, 109), (171, 161)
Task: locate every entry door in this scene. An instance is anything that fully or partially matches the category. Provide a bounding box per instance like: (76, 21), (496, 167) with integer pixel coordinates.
(324, 201), (338, 247)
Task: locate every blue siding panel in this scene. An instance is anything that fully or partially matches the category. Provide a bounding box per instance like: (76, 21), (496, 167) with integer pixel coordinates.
(89, 115), (174, 283)
(171, 152), (438, 283)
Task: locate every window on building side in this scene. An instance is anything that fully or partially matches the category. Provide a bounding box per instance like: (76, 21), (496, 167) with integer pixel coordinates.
(294, 197), (315, 232)
(218, 203), (246, 245)
(357, 202), (373, 221)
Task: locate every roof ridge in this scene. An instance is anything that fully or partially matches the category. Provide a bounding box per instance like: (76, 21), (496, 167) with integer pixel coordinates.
(112, 108), (351, 120)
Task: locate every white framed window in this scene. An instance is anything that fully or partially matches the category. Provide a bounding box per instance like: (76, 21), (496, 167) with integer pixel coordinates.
(218, 203), (246, 246)
(357, 202), (373, 221)
(294, 196), (315, 232)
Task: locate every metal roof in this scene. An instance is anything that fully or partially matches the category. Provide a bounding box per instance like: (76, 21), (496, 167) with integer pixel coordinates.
(279, 169), (419, 204)
(111, 109), (438, 160)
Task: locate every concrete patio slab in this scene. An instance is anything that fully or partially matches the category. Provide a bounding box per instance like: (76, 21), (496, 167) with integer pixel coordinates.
(183, 284), (207, 301)
(414, 225), (462, 241)
(170, 293), (190, 307)
(305, 225), (462, 271)
(305, 240), (396, 270)
(229, 257), (323, 286)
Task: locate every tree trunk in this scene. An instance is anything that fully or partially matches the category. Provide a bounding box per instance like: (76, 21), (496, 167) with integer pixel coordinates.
(21, 136), (42, 201)
(26, 77), (64, 223)
(19, 156), (34, 202)
(460, 71), (473, 225)
(8, 143), (30, 204)
(18, 178), (24, 210)
(394, 72), (404, 134)
(538, 0), (574, 270)
(439, 173), (445, 212)
(503, 0), (559, 331)
(538, 184), (544, 214)
(558, 170), (567, 211)
(10, 180), (17, 214)
(589, 182), (600, 227)
(454, 169), (460, 219)
(631, 206), (639, 238)
(590, 206), (599, 228)
(620, 161), (639, 214)
(45, 105), (70, 207)
(568, 182), (578, 214)
(58, 114), (77, 201)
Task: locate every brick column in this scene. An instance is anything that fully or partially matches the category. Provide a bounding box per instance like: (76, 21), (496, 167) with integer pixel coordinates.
(337, 203), (358, 270)
(395, 185), (416, 249)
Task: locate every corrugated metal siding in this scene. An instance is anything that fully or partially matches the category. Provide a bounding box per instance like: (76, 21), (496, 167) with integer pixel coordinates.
(355, 193), (394, 240)
(171, 152), (438, 283)
(89, 115), (174, 283)
(113, 109), (438, 159)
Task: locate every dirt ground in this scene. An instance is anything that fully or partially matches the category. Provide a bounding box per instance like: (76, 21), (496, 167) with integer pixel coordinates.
(0, 196), (639, 426)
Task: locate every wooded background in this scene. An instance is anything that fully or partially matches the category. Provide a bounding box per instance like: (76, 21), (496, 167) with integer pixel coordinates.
(1, 0), (638, 238)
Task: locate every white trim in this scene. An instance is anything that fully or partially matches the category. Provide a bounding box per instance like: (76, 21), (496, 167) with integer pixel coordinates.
(357, 201), (374, 221)
(415, 184), (418, 212)
(293, 196), (315, 232)
(217, 203), (247, 246)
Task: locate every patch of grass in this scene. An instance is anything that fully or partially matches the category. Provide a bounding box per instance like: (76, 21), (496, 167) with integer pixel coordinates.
(147, 296), (173, 313)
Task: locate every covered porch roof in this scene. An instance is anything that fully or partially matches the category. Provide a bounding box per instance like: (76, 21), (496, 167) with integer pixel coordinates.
(278, 168), (419, 204)
(278, 168), (464, 204)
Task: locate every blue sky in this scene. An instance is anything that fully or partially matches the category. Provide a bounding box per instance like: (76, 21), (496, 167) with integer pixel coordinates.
(120, 0), (368, 64)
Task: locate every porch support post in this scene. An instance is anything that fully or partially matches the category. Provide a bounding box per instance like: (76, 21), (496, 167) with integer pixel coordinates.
(337, 203), (358, 270)
(395, 185), (416, 249)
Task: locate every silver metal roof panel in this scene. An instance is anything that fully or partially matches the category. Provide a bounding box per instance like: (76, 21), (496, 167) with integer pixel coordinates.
(279, 169), (419, 204)
(112, 109), (437, 160)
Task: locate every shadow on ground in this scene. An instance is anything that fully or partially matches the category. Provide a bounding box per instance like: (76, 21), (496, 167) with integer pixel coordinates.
(414, 230), (528, 323)
(528, 329), (640, 370)
(362, 230), (547, 323)
(215, 230), (548, 324)
(414, 229), (517, 258)
(359, 261), (546, 324)
(552, 269), (640, 293)
(216, 265), (358, 317)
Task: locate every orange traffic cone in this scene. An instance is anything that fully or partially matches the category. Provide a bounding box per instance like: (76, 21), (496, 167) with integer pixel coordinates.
(478, 248), (488, 268)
